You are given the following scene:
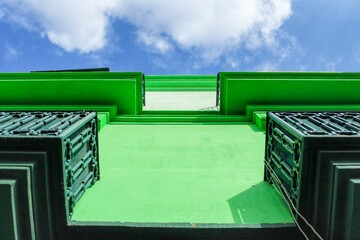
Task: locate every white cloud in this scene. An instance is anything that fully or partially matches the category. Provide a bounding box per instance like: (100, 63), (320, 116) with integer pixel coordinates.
(0, 0), (292, 59)
(136, 32), (172, 54)
(318, 55), (343, 72)
(0, 0), (116, 53)
(3, 45), (20, 61)
(114, 0), (292, 60)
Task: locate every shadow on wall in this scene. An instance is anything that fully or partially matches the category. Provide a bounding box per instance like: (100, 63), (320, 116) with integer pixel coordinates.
(227, 181), (293, 224)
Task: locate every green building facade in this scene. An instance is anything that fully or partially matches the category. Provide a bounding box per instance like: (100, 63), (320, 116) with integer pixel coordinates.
(1, 72), (360, 239)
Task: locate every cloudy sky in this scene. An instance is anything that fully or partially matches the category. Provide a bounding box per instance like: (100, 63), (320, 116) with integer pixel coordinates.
(0, 0), (359, 74)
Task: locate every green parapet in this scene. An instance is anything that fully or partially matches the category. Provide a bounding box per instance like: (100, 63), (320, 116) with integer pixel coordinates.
(219, 72), (360, 115)
(0, 72), (144, 115)
(146, 75), (216, 91)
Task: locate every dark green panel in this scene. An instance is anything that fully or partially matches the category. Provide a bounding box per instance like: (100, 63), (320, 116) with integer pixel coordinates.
(0, 111), (100, 239)
(345, 179), (360, 240)
(0, 167), (35, 240)
(0, 152), (51, 240)
(265, 112), (360, 239)
(313, 151), (360, 239)
(0, 180), (18, 240)
(331, 166), (360, 240)
(0, 111), (100, 221)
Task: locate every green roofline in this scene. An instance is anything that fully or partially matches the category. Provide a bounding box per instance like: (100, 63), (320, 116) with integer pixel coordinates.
(0, 71), (360, 123)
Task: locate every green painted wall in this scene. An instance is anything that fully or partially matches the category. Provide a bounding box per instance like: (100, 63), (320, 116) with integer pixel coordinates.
(73, 124), (293, 224)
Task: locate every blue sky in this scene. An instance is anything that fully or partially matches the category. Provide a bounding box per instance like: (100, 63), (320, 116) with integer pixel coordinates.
(0, 0), (360, 74)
